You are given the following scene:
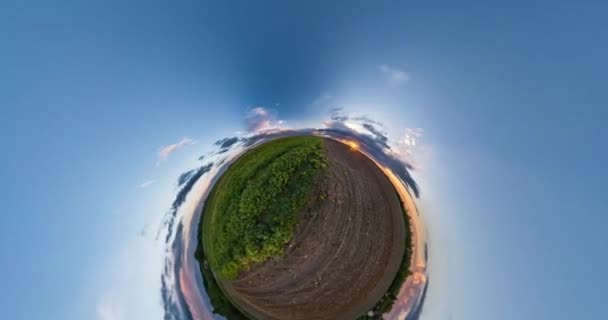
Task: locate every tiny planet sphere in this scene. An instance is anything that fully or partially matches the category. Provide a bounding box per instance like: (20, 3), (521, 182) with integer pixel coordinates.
(198, 136), (410, 320)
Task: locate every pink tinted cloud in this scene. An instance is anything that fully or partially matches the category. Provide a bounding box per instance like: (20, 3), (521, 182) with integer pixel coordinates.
(245, 107), (284, 132)
(157, 138), (195, 165)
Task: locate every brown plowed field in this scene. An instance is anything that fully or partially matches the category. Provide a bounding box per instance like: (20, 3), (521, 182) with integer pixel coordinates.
(221, 138), (406, 320)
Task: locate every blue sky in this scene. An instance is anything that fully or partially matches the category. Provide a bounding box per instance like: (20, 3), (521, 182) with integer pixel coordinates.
(2, 1), (608, 319)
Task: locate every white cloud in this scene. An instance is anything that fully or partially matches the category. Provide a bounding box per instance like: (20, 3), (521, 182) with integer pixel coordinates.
(245, 107), (284, 132)
(157, 138), (196, 165)
(138, 180), (156, 189)
(393, 128), (424, 170)
(379, 64), (409, 86)
(97, 298), (124, 320)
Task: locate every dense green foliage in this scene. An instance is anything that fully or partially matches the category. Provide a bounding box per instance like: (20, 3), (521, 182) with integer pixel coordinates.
(202, 136), (327, 280)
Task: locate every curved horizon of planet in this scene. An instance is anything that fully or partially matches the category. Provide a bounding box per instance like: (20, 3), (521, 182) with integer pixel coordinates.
(199, 136), (409, 319)
(159, 110), (428, 320)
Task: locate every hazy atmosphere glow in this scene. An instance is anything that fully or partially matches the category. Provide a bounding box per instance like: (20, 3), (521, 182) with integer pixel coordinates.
(3, 1), (608, 320)
(159, 108), (427, 319)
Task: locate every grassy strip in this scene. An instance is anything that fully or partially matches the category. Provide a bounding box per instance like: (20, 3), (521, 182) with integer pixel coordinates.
(202, 136), (327, 280)
(194, 246), (249, 319)
(357, 194), (413, 319)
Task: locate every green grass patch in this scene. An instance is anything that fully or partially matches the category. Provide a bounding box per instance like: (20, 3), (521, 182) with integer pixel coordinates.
(201, 136), (327, 280)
